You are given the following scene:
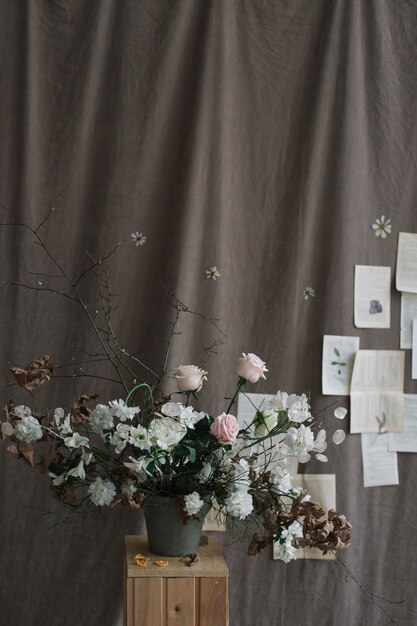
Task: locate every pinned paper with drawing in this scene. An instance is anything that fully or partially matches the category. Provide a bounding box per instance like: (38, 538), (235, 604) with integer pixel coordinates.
(396, 232), (417, 293)
(350, 350), (405, 433)
(322, 335), (360, 395)
(354, 265), (391, 328)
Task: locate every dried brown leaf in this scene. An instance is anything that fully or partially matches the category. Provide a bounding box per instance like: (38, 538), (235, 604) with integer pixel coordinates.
(10, 355), (53, 390)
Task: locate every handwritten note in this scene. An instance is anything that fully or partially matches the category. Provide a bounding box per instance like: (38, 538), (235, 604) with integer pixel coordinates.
(389, 395), (417, 452)
(400, 293), (417, 348)
(361, 433), (399, 487)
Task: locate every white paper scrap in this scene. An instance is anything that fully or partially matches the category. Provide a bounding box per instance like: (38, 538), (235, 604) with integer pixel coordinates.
(350, 350), (405, 433)
(322, 335), (360, 395)
(354, 265), (391, 328)
(396, 232), (417, 293)
(389, 395), (417, 452)
(400, 293), (417, 348)
(361, 433), (399, 488)
(412, 320), (417, 380)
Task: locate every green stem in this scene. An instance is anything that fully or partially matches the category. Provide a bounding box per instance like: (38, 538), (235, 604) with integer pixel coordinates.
(226, 377), (246, 414)
(125, 383), (155, 415)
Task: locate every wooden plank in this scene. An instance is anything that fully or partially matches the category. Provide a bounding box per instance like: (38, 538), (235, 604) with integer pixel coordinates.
(166, 578), (196, 626)
(125, 536), (228, 578)
(199, 577), (229, 626)
(125, 575), (134, 626)
(133, 578), (163, 626)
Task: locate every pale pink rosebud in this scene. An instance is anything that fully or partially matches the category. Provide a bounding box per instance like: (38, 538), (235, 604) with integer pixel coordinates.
(209, 413), (240, 444)
(237, 353), (268, 383)
(172, 364), (208, 393)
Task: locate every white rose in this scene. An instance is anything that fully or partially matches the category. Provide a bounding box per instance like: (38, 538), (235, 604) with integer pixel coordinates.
(237, 353), (268, 383)
(172, 365), (207, 392)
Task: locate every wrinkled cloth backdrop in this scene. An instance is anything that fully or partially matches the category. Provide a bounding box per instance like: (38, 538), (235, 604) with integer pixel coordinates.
(1, 1), (417, 625)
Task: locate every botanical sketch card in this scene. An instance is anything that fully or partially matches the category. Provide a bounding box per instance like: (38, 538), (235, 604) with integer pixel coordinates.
(400, 292), (417, 348)
(354, 265), (391, 328)
(350, 350), (405, 433)
(237, 392), (274, 428)
(396, 232), (417, 293)
(322, 335), (360, 396)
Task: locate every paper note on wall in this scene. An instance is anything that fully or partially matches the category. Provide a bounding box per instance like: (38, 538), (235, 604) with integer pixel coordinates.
(361, 433), (399, 487)
(396, 232), (417, 293)
(354, 265), (391, 328)
(322, 335), (360, 395)
(412, 320), (417, 380)
(350, 350), (405, 433)
(389, 395), (417, 452)
(400, 293), (417, 348)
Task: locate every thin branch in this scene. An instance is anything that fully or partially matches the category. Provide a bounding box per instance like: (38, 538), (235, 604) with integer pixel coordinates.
(74, 243), (122, 287)
(34, 206), (56, 234)
(1, 281), (79, 303)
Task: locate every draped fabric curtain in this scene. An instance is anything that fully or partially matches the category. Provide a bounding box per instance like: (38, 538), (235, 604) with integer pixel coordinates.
(1, 1), (417, 624)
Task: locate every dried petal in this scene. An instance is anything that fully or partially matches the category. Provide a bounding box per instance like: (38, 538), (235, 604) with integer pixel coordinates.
(334, 407), (347, 420)
(154, 560), (169, 567)
(332, 429), (346, 445)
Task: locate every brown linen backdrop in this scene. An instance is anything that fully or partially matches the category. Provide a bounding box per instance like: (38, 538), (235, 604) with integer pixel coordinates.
(1, 1), (417, 624)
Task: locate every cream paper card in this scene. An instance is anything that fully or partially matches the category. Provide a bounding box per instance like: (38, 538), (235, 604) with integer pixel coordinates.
(354, 265), (391, 328)
(273, 474), (336, 561)
(361, 433), (399, 487)
(322, 335), (360, 395)
(389, 394), (417, 452)
(350, 350), (405, 433)
(396, 232), (417, 293)
(413, 320), (417, 380)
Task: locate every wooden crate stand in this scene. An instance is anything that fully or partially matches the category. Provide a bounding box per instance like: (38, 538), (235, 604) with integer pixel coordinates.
(124, 535), (229, 626)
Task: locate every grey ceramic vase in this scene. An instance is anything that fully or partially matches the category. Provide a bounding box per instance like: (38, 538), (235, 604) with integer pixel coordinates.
(143, 494), (211, 557)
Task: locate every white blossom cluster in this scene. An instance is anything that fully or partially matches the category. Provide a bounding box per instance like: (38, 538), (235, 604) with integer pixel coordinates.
(274, 520), (304, 563)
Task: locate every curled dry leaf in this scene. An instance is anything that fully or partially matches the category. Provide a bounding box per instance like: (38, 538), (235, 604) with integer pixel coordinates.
(69, 394), (98, 424)
(248, 533), (270, 556)
(154, 560), (169, 567)
(180, 553), (199, 567)
(10, 355), (53, 391)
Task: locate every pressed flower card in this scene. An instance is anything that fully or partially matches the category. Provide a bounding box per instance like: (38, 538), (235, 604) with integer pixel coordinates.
(354, 265), (391, 328)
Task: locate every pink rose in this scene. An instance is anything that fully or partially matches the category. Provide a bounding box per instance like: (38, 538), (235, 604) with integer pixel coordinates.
(210, 413), (240, 444)
(172, 364), (208, 392)
(237, 353), (268, 383)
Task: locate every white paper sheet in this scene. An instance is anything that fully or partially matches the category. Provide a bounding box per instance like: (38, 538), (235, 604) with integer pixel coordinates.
(389, 395), (417, 452)
(237, 392), (274, 428)
(396, 232), (417, 293)
(412, 320), (417, 380)
(400, 293), (417, 348)
(273, 474), (336, 561)
(361, 433), (399, 487)
(322, 335), (360, 395)
(350, 350), (405, 433)
(354, 265), (391, 328)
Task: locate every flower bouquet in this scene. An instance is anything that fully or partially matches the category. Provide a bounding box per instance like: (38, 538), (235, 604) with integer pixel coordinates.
(0, 351), (351, 561)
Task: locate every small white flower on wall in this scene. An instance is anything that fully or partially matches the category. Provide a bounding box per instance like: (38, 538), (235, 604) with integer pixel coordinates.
(205, 266), (221, 280)
(303, 286), (316, 300)
(372, 215), (392, 238)
(131, 231), (147, 246)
